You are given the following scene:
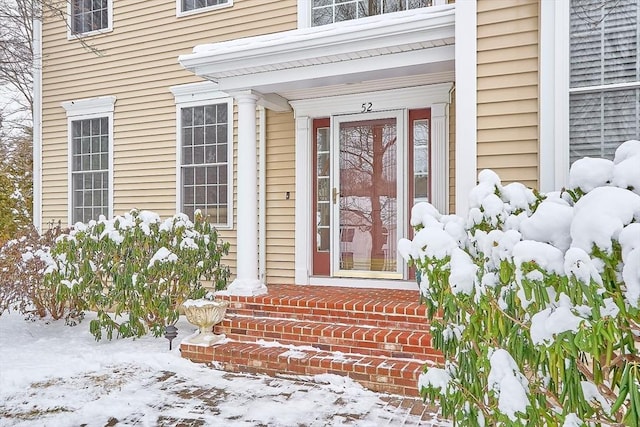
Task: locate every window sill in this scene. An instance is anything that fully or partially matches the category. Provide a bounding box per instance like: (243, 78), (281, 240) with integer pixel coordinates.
(67, 26), (113, 40)
(176, 1), (233, 18)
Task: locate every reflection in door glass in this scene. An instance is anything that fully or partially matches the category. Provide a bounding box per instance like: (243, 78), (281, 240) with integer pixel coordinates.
(339, 119), (397, 272)
(316, 127), (330, 252)
(413, 119), (429, 204)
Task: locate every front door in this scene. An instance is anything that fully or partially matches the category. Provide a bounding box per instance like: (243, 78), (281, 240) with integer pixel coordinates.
(313, 110), (410, 279)
(312, 109), (429, 280)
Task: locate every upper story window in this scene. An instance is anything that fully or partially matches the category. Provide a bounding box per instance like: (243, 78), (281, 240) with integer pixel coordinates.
(311, 0), (433, 26)
(179, 0), (232, 16)
(71, 0), (112, 35)
(569, 0), (640, 164)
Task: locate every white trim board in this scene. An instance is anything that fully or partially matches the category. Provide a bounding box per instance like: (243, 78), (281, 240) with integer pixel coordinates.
(33, 16), (43, 231)
(61, 96), (117, 117)
(290, 84), (452, 117)
(539, 0), (570, 192)
(176, 0), (233, 18)
(180, 5), (455, 94)
(454, 0), (477, 216)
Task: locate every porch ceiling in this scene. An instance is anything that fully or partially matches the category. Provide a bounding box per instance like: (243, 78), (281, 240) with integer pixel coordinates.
(178, 4), (456, 95)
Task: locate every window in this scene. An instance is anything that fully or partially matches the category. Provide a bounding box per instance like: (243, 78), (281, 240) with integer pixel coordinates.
(540, 0), (640, 190)
(311, 0), (433, 27)
(179, 102), (232, 225)
(569, 0), (640, 164)
(410, 110), (430, 205)
(62, 96), (115, 225)
(179, 0), (231, 15)
(70, 117), (109, 223)
(70, 0), (111, 35)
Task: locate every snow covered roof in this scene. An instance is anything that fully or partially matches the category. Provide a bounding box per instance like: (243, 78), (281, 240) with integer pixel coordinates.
(178, 4), (455, 93)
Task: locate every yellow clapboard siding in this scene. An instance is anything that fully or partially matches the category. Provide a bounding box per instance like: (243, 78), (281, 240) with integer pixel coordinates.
(265, 185), (296, 195)
(265, 256), (295, 266)
(478, 140), (538, 156)
(477, 44), (538, 64)
(477, 85), (537, 103)
(477, 17), (538, 39)
(114, 158), (175, 169)
(478, 152), (537, 169)
(478, 113), (538, 130)
(477, 1), (538, 24)
(477, 127), (538, 143)
(477, 99), (538, 116)
(477, 73), (539, 91)
(477, 58), (538, 76)
(488, 168), (538, 184)
(41, 0), (298, 236)
(476, 0), (539, 190)
(263, 109), (295, 282)
(477, 30), (538, 51)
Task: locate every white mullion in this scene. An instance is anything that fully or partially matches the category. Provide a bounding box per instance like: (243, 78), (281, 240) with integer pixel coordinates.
(569, 80), (640, 94)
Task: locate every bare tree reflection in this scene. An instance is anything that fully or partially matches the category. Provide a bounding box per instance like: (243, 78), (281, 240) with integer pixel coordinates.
(339, 119), (397, 271)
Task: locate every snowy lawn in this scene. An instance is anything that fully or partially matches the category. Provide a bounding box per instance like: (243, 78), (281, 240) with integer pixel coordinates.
(0, 312), (447, 427)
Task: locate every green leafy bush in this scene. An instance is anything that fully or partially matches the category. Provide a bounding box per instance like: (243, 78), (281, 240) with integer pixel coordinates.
(48, 209), (230, 340)
(400, 141), (640, 426)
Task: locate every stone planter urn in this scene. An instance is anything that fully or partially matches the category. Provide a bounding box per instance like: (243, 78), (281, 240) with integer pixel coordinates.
(182, 299), (229, 346)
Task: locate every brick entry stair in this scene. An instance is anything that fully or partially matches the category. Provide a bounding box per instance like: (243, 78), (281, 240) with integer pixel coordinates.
(180, 284), (442, 397)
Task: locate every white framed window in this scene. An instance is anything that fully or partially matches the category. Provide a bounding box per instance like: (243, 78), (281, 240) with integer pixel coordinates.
(61, 96), (116, 224)
(170, 82), (233, 227)
(68, 0), (113, 37)
(177, 0), (232, 17)
(540, 0), (640, 190)
(299, 0), (443, 28)
(569, 0), (640, 164)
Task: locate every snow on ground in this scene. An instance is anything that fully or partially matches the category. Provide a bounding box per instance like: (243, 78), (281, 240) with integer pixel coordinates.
(0, 312), (446, 427)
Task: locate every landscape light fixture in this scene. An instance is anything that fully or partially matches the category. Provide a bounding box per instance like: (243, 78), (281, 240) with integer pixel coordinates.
(164, 325), (178, 350)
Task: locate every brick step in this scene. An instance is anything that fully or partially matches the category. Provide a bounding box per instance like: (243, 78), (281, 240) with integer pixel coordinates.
(180, 340), (438, 397)
(217, 285), (428, 330)
(214, 316), (437, 360)
(181, 284), (440, 397)
(224, 304), (429, 331)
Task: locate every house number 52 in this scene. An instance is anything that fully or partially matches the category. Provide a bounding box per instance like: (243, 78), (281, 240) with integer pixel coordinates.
(361, 102), (372, 113)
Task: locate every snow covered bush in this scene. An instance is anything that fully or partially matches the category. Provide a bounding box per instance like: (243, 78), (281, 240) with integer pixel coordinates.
(0, 223), (78, 320)
(47, 209), (230, 340)
(399, 140), (640, 426)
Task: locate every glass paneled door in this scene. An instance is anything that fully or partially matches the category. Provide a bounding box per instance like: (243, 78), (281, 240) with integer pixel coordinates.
(332, 111), (405, 278)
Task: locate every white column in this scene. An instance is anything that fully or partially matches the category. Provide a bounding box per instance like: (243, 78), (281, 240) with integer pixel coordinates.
(431, 103), (449, 214)
(294, 115), (311, 285)
(33, 16), (43, 231)
(455, 0), (477, 216)
(227, 91), (266, 295)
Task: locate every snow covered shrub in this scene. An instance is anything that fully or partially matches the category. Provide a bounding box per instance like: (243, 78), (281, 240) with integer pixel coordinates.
(48, 209), (230, 340)
(399, 140), (640, 426)
(0, 223), (78, 320)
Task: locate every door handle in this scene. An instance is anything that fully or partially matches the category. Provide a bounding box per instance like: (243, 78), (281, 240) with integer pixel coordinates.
(332, 187), (339, 204)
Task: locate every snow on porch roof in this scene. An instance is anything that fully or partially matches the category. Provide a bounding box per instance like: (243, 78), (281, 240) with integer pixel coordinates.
(178, 4), (455, 92)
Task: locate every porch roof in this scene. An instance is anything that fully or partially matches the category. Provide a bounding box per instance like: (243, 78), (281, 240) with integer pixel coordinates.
(178, 4), (456, 95)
